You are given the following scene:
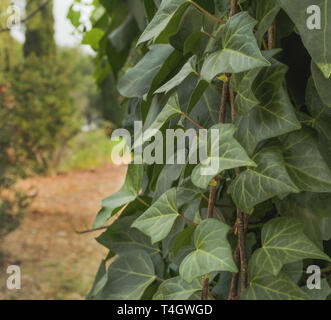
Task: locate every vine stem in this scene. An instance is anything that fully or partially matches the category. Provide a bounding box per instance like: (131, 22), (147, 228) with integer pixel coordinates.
(268, 20), (276, 50)
(181, 112), (205, 130)
(202, 0), (239, 301)
(190, 1), (226, 25)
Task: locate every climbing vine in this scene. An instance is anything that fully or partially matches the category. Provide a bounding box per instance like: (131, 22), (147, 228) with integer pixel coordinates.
(70, 0), (331, 300)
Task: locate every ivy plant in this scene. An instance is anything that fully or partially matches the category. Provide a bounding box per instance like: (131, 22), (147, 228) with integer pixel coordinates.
(70, 0), (331, 300)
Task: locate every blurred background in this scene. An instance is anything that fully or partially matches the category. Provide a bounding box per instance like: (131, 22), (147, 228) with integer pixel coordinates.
(0, 0), (126, 299)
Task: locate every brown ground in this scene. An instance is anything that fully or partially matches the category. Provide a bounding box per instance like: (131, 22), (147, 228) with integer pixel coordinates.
(0, 164), (126, 300)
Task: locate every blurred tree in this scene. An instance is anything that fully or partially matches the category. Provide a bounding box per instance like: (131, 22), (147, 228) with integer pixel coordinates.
(23, 0), (55, 58)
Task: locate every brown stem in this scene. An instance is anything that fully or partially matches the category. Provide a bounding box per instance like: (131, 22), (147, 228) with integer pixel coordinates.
(76, 225), (110, 234)
(218, 79), (230, 123)
(268, 20), (276, 50)
(228, 246), (240, 300)
(190, 1), (226, 24)
(179, 213), (198, 227)
(237, 210), (248, 293)
(230, 88), (236, 122)
(230, 0), (237, 17)
(181, 112), (205, 130)
(137, 196), (150, 208)
(0, 0), (52, 33)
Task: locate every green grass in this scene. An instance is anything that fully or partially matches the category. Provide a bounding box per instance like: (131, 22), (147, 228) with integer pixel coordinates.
(58, 129), (118, 171)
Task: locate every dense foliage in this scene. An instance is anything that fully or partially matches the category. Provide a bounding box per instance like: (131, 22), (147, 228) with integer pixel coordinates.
(78, 0), (331, 300)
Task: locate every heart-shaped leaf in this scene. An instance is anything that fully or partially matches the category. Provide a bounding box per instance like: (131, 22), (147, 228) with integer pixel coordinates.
(179, 219), (238, 283)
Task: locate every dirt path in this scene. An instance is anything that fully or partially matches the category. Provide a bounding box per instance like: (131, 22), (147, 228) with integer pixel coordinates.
(0, 164), (126, 300)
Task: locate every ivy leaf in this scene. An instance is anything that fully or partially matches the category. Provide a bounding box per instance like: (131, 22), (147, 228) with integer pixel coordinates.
(229, 146), (299, 214)
(101, 250), (156, 300)
(311, 61), (331, 108)
(278, 0), (331, 78)
(96, 215), (160, 255)
(235, 58), (301, 155)
(132, 188), (180, 244)
(250, 0), (280, 46)
(250, 217), (331, 276)
(302, 279), (331, 300)
(155, 56), (198, 94)
(201, 12), (270, 82)
(191, 124), (256, 189)
(275, 192), (331, 248)
(179, 219), (238, 283)
(93, 164), (143, 228)
(305, 77), (331, 167)
(87, 260), (108, 300)
(230, 49), (281, 115)
(118, 44), (174, 98)
(282, 128), (331, 192)
(153, 276), (202, 300)
(137, 0), (189, 45)
(133, 93), (182, 149)
(230, 67), (261, 115)
(243, 267), (310, 300)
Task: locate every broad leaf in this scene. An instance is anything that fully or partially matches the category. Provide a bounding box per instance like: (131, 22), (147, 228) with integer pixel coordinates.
(133, 93), (182, 149)
(250, 0), (280, 46)
(191, 124), (256, 189)
(132, 188), (180, 243)
(137, 0), (189, 45)
(101, 250), (156, 300)
(243, 266), (310, 300)
(155, 56), (198, 94)
(94, 164), (143, 228)
(97, 215), (160, 255)
(302, 279), (331, 300)
(179, 219), (238, 283)
(229, 146), (299, 214)
(250, 217), (330, 276)
(278, 0), (331, 78)
(311, 61), (331, 108)
(201, 12), (270, 81)
(118, 44), (174, 98)
(275, 192), (331, 248)
(235, 58), (301, 155)
(281, 128), (331, 192)
(153, 276), (202, 300)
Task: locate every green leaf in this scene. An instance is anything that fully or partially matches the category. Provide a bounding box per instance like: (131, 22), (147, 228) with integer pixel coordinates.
(67, 5), (81, 28)
(305, 77), (331, 167)
(229, 146), (299, 214)
(173, 225), (195, 256)
(179, 219), (238, 283)
(275, 192), (331, 248)
(243, 269), (310, 300)
(155, 56), (198, 94)
(278, 0), (331, 78)
(250, 0), (280, 46)
(101, 250), (156, 300)
(137, 0), (189, 45)
(82, 28), (105, 50)
(250, 217), (330, 276)
(96, 215), (160, 255)
(201, 12), (270, 81)
(281, 128), (331, 192)
(311, 61), (331, 107)
(93, 164), (143, 228)
(87, 260), (108, 300)
(133, 93), (182, 149)
(118, 44), (174, 98)
(153, 276), (202, 300)
(191, 124), (256, 189)
(235, 58), (301, 155)
(302, 279), (331, 300)
(132, 188), (180, 243)
(230, 67), (261, 115)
